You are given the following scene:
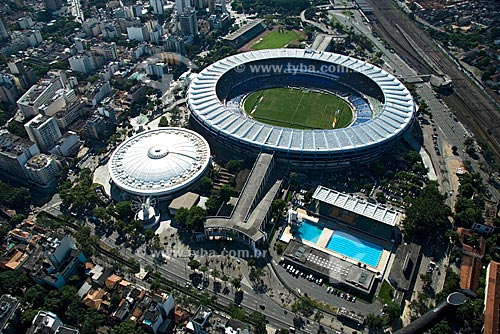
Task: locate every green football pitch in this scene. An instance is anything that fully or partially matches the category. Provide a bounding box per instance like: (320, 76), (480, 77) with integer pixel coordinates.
(243, 88), (353, 129)
(251, 29), (304, 50)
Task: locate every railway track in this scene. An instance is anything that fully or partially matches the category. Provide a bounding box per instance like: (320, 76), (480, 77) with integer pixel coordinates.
(365, 0), (500, 160)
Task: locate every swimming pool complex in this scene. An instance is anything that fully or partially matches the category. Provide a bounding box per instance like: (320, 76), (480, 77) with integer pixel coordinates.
(297, 220), (383, 267)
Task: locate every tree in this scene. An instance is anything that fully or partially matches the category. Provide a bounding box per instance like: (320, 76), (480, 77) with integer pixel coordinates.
(112, 321), (146, 334)
(314, 310), (324, 323)
(188, 259), (201, 271)
(250, 311), (267, 334)
(174, 207), (189, 226)
(385, 302), (401, 323)
(231, 277), (241, 291)
(198, 176), (213, 195)
(402, 182), (451, 237)
(430, 320), (452, 334)
(158, 116), (169, 127)
(0, 271), (30, 296)
(225, 159), (243, 173)
(114, 201), (132, 220)
(219, 184), (235, 204)
(366, 313), (384, 330)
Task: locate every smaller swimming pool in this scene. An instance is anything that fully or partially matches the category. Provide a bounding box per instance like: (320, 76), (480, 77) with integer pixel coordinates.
(326, 230), (383, 267)
(297, 220), (323, 244)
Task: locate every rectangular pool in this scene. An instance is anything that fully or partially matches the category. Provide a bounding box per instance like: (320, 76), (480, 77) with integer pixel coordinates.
(297, 219), (323, 244)
(326, 230), (383, 267)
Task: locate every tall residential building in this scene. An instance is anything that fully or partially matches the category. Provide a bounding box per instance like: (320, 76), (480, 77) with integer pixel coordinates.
(43, 0), (63, 13)
(0, 15), (9, 41)
(150, 0), (165, 15)
(24, 115), (62, 153)
(68, 54), (97, 74)
(90, 42), (118, 60)
(179, 9), (198, 37)
(8, 58), (37, 90)
(0, 131), (40, 182)
(176, 0), (191, 14)
(127, 24), (150, 42)
(24, 154), (60, 187)
(16, 77), (64, 117)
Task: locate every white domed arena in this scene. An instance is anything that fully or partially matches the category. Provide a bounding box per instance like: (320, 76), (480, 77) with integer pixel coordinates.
(108, 128), (211, 198)
(187, 49), (416, 168)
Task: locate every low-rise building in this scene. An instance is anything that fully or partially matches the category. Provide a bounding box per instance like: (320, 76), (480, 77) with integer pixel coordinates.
(22, 235), (86, 289)
(27, 311), (79, 334)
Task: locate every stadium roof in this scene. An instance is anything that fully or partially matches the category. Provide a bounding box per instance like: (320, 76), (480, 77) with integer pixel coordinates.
(187, 49), (415, 154)
(108, 128), (210, 196)
(312, 185), (400, 226)
(223, 19), (265, 42)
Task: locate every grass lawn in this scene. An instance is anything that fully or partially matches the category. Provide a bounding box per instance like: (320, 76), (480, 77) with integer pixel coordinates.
(251, 29), (304, 50)
(378, 280), (395, 305)
(243, 87), (353, 129)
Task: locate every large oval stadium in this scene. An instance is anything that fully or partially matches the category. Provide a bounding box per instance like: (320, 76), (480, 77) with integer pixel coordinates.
(187, 49), (415, 168)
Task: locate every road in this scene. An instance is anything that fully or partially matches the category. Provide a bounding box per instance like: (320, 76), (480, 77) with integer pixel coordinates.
(97, 229), (353, 333)
(364, 0), (500, 161)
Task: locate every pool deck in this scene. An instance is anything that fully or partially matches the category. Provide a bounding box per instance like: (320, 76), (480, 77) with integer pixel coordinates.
(280, 222), (391, 273)
(316, 228), (334, 248)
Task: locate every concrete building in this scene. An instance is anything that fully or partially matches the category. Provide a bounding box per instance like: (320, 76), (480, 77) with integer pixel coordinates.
(17, 17), (34, 29)
(165, 35), (185, 54)
(27, 311), (79, 334)
(145, 62), (169, 78)
(16, 77), (64, 117)
(223, 19), (265, 49)
(0, 81), (20, 105)
(0, 131), (40, 182)
(54, 100), (84, 130)
(43, 0), (63, 13)
(23, 30), (43, 47)
(23, 235), (86, 289)
(69, 54), (97, 74)
(150, 0), (165, 15)
(40, 88), (77, 117)
(0, 294), (21, 334)
(204, 153), (281, 251)
(49, 131), (81, 157)
(179, 9), (198, 36)
(24, 154), (60, 187)
(0, 16), (9, 41)
(90, 42), (118, 61)
(24, 114), (62, 153)
(176, 0), (191, 14)
(8, 58), (37, 90)
(127, 24), (150, 42)
(85, 81), (111, 107)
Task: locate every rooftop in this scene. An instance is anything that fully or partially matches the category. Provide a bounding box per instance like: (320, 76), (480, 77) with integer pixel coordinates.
(205, 153), (276, 242)
(109, 128), (211, 196)
(224, 19), (265, 41)
(168, 192), (200, 211)
(313, 185), (400, 226)
(484, 261), (500, 334)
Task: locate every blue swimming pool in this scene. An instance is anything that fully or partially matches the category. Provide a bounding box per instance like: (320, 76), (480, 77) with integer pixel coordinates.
(297, 220), (323, 244)
(326, 230), (383, 267)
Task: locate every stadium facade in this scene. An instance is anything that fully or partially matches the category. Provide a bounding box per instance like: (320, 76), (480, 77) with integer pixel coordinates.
(187, 49), (416, 168)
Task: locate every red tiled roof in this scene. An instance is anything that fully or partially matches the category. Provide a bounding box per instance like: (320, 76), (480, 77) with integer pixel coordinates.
(459, 256), (481, 292)
(484, 261), (500, 334)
